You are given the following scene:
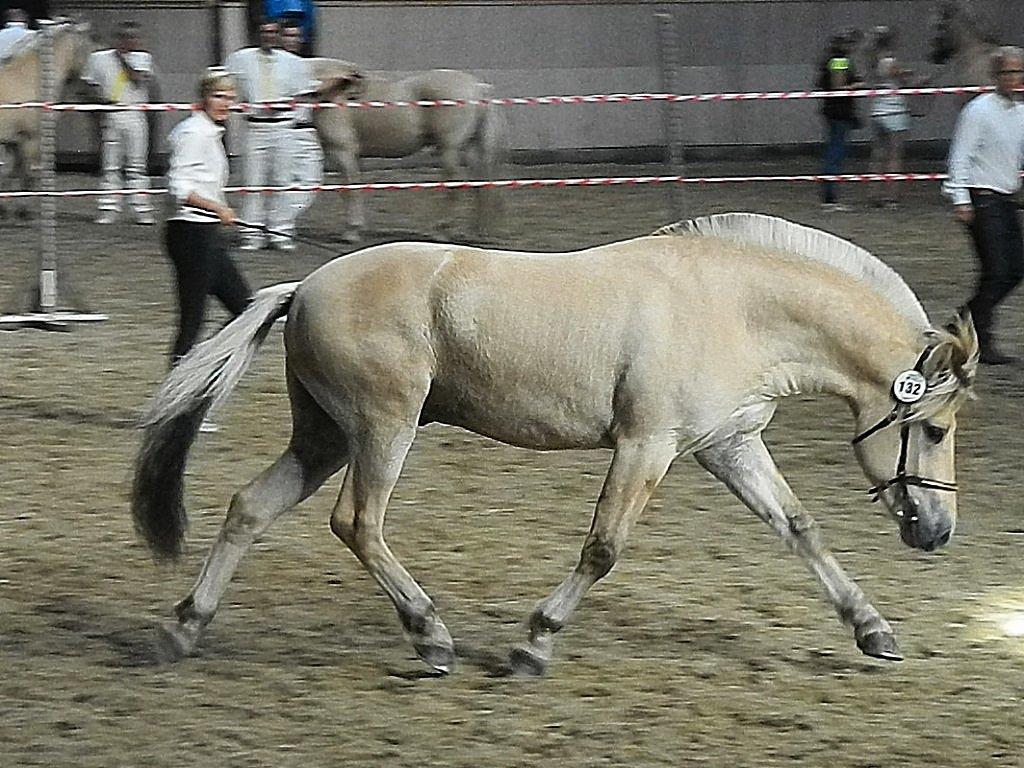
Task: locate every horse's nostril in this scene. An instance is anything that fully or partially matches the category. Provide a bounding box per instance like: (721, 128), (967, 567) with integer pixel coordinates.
(937, 528), (952, 548)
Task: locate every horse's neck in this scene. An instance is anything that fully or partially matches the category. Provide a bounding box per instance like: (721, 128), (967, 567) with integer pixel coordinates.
(51, 34), (76, 85)
(757, 275), (924, 408)
(360, 73), (391, 98)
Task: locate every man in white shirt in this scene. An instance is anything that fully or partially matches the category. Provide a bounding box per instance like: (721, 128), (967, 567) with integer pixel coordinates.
(279, 19), (322, 234)
(83, 20), (158, 225)
(0, 8), (35, 61)
(944, 45), (1024, 365)
(224, 18), (309, 251)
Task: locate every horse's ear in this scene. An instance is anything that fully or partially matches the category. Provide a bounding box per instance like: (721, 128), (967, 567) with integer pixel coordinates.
(940, 306), (979, 387)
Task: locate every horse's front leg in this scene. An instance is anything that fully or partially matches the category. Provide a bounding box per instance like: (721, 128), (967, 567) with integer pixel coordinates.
(330, 144), (364, 243)
(511, 435), (678, 676)
(695, 435), (902, 661)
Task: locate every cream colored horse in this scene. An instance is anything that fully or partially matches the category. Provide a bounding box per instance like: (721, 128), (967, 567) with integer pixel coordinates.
(132, 214), (978, 675)
(311, 59), (504, 242)
(0, 21), (93, 217)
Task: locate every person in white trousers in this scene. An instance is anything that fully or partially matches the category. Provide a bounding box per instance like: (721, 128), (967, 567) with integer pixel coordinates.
(83, 20), (157, 225)
(279, 20), (323, 234)
(224, 19), (309, 251)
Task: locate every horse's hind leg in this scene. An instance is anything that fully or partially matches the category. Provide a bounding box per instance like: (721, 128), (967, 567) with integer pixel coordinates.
(329, 419), (456, 673)
(511, 435), (678, 676)
(435, 145), (465, 238)
(695, 435), (901, 661)
(159, 373), (349, 660)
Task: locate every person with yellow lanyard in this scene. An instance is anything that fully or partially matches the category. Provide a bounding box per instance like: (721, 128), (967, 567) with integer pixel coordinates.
(83, 20), (157, 225)
(816, 32), (863, 212)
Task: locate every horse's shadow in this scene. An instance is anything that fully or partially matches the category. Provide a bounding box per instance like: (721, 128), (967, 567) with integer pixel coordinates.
(25, 596), (168, 668)
(0, 393), (137, 431)
(16, 594), (886, 677)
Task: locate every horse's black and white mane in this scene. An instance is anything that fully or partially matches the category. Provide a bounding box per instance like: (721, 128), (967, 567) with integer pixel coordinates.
(652, 213), (930, 332)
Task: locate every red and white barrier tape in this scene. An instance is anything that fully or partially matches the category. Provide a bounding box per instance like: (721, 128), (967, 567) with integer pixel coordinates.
(0, 85), (997, 113)
(0, 172), (951, 199)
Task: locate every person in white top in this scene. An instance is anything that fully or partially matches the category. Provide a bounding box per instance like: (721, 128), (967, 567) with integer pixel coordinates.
(0, 8), (35, 61)
(868, 26), (912, 209)
(164, 67), (251, 370)
(224, 19), (309, 251)
(943, 46), (1024, 365)
(83, 20), (158, 225)
(279, 19), (323, 233)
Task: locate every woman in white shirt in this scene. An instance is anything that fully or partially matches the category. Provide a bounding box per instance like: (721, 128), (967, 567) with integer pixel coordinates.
(868, 27), (912, 208)
(164, 67), (252, 365)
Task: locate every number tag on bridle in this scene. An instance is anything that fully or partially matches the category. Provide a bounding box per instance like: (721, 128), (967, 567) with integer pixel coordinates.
(892, 370), (927, 404)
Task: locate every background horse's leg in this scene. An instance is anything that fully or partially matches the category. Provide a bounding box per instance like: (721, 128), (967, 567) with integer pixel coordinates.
(471, 102), (506, 238)
(332, 145), (364, 243)
(695, 435), (902, 661)
(160, 374), (349, 659)
(329, 420), (456, 673)
(511, 436), (678, 676)
(436, 145), (465, 238)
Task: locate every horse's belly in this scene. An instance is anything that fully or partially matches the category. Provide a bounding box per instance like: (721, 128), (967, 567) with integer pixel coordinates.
(421, 382), (613, 451)
(353, 113), (424, 157)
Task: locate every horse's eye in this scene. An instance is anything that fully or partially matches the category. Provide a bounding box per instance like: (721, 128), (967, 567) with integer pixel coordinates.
(923, 423), (948, 444)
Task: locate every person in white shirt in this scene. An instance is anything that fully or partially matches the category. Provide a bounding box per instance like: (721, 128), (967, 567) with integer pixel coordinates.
(164, 67), (251, 368)
(83, 20), (158, 225)
(279, 19), (322, 233)
(943, 46), (1024, 365)
(868, 26), (912, 209)
(224, 19), (309, 251)
(0, 8), (35, 61)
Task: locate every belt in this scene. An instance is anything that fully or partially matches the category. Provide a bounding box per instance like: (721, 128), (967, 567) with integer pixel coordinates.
(246, 116), (291, 124)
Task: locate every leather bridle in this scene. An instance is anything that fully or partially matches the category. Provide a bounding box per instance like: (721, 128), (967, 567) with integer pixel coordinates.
(851, 346), (958, 506)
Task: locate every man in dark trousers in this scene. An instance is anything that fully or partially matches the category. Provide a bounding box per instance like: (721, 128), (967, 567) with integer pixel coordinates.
(944, 46), (1024, 365)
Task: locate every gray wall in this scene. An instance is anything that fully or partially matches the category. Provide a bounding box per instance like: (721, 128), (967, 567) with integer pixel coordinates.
(53, 0), (1024, 160)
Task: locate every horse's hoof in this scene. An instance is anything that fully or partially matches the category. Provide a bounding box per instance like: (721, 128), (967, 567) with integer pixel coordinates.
(156, 621), (198, 663)
(857, 631), (903, 662)
(509, 645), (548, 677)
(413, 641), (455, 674)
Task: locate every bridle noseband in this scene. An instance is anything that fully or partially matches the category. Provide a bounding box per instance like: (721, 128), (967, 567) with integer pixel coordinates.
(851, 346), (958, 506)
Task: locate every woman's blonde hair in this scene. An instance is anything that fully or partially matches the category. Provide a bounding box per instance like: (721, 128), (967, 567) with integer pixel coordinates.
(198, 67), (236, 99)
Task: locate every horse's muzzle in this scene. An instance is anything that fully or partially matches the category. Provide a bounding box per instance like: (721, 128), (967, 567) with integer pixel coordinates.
(900, 517), (954, 552)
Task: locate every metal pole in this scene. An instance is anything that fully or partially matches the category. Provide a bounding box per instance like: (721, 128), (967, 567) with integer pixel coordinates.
(654, 10), (685, 220)
(0, 21), (108, 330)
(37, 18), (58, 312)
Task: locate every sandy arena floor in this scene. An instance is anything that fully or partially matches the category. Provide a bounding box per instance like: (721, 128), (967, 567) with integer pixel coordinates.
(1, 158), (1023, 767)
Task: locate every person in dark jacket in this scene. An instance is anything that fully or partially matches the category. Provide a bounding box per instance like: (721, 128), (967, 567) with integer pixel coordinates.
(818, 32), (863, 211)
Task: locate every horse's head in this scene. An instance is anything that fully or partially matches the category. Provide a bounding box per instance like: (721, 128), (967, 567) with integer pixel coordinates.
(931, 0), (991, 64)
(852, 308), (978, 552)
(311, 58), (367, 101)
(51, 18), (95, 81)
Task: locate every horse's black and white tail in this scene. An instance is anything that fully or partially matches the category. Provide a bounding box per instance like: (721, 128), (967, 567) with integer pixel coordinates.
(131, 282), (299, 560)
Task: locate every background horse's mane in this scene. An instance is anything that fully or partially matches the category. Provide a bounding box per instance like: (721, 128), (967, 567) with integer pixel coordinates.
(651, 213), (931, 332)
